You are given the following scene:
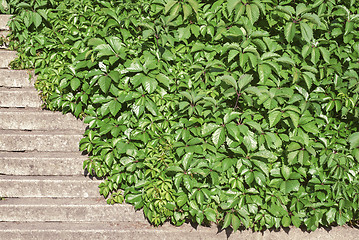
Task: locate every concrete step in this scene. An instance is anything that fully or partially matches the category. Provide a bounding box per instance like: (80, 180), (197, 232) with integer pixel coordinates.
(0, 130), (83, 152)
(0, 151), (86, 176)
(0, 30), (9, 38)
(0, 50), (17, 68)
(0, 198), (146, 222)
(0, 108), (86, 130)
(0, 15), (11, 30)
(0, 69), (32, 88)
(0, 222), (359, 240)
(0, 87), (42, 108)
(0, 176), (101, 198)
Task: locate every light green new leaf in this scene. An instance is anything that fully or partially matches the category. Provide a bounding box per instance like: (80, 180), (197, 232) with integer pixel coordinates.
(220, 75), (237, 90)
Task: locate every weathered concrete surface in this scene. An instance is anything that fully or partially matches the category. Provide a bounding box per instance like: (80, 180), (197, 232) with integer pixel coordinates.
(0, 151), (86, 175)
(0, 15), (11, 30)
(0, 30), (9, 38)
(0, 176), (101, 198)
(0, 221), (359, 240)
(0, 69), (33, 88)
(0, 130), (83, 152)
(0, 198), (146, 222)
(0, 108), (86, 130)
(0, 50), (16, 68)
(0, 88), (42, 108)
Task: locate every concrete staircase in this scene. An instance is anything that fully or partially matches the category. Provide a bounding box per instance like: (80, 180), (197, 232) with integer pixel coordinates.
(1, 14), (359, 240)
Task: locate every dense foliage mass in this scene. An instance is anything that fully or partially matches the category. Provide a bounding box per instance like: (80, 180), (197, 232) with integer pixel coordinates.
(4, 0), (359, 231)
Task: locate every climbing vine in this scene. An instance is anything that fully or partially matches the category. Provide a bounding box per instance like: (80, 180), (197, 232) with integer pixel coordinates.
(5, 0), (359, 231)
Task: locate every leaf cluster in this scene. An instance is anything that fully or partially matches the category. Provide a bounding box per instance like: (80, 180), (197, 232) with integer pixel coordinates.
(7, 0), (359, 231)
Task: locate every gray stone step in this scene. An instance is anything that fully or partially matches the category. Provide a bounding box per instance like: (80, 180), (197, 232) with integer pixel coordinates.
(0, 88), (42, 108)
(0, 108), (86, 130)
(0, 50), (17, 68)
(0, 176), (100, 198)
(0, 69), (32, 88)
(0, 152), (86, 176)
(0, 15), (11, 30)
(0, 130), (83, 152)
(0, 30), (9, 38)
(0, 222), (359, 240)
(0, 198), (146, 222)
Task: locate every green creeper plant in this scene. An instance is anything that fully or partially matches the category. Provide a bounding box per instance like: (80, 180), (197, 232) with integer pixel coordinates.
(6, 0), (359, 232)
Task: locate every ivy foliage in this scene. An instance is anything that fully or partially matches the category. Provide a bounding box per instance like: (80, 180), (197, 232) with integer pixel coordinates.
(6, 0), (359, 231)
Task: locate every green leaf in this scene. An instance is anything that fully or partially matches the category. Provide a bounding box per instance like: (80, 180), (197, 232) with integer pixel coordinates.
(301, 121), (319, 134)
(33, 12), (42, 28)
(252, 160), (269, 177)
(287, 111), (299, 128)
(142, 77), (158, 94)
(226, 123), (241, 142)
(212, 127), (226, 148)
(319, 47), (330, 64)
(348, 132), (359, 149)
(227, 0), (241, 14)
(224, 112), (240, 124)
(284, 22), (296, 42)
(222, 213), (232, 229)
(220, 75), (237, 90)
(231, 214), (241, 231)
(238, 74), (253, 90)
(204, 208), (217, 222)
(145, 99), (158, 116)
(280, 180), (300, 194)
(109, 99), (121, 116)
(70, 78), (81, 91)
(300, 22), (313, 42)
(98, 76), (111, 93)
(202, 123), (219, 137)
(254, 171), (266, 186)
(269, 111), (282, 128)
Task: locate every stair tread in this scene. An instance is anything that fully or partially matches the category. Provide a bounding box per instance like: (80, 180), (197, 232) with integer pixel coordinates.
(0, 151), (87, 159)
(0, 175), (98, 181)
(0, 129), (83, 135)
